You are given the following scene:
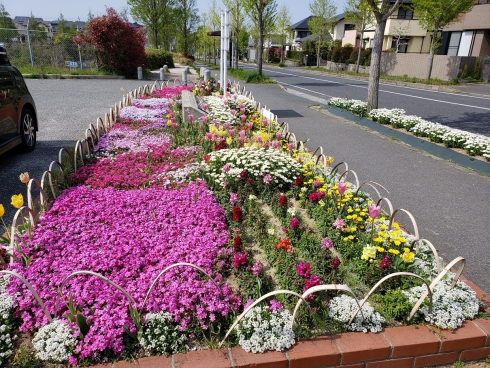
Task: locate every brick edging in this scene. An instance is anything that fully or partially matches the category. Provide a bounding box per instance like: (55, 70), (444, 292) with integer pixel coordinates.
(88, 280), (490, 368)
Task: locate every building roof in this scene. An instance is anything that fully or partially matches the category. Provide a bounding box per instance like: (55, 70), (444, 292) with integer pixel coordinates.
(290, 16), (315, 30)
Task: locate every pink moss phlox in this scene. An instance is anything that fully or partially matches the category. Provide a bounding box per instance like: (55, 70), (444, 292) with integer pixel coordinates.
(7, 184), (239, 359)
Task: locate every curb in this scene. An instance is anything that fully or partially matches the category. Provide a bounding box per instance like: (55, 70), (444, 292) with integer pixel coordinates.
(322, 105), (490, 175)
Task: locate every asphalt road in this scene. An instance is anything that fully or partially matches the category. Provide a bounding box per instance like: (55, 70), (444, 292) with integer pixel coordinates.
(226, 78), (490, 293)
(239, 64), (490, 137)
(0, 78), (156, 224)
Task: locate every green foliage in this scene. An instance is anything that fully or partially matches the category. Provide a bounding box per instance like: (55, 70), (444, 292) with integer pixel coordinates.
(371, 288), (413, 323)
(10, 347), (44, 368)
(0, 3), (15, 29)
(144, 48), (175, 70)
(473, 57), (481, 80)
(460, 64), (468, 79)
(227, 68), (276, 83)
(452, 361), (465, 368)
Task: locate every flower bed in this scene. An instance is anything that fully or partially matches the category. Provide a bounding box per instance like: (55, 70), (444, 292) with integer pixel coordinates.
(0, 82), (487, 366)
(327, 97), (490, 160)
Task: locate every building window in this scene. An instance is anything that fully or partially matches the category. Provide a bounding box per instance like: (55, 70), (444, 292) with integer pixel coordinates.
(447, 32), (461, 56)
(344, 24), (356, 32)
(391, 37), (409, 53)
(397, 7), (414, 19)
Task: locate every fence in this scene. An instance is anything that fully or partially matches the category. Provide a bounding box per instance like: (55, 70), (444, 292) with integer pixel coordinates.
(0, 28), (97, 70)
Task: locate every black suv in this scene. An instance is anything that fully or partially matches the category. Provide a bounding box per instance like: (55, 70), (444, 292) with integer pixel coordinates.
(0, 44), (37, 154)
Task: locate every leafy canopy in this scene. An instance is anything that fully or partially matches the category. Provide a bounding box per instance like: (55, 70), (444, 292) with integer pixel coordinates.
(75, 7), (146, 77)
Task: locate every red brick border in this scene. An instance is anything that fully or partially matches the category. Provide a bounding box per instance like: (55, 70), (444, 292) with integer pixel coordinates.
(87, 283), (490, 368)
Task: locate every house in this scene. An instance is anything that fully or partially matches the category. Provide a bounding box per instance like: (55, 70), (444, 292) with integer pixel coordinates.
(332, 13), (359, 47)
(13, 16), (54, 39)
(439, 0), (490, 57)
(290, 16), (315, 50)
(50, 20), (86, 33)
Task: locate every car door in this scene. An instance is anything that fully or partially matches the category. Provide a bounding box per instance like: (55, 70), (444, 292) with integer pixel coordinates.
(0, 65), (18, 147)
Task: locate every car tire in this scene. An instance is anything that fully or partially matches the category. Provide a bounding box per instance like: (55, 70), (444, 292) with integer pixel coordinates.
(20, 107), (36, 151)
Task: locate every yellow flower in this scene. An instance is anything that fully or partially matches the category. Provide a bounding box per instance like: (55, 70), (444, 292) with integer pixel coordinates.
(217, 128), (227, 137)
(11, 194), (24, 209)
(0, 204), (4, 217)
(208, 124), (218, 134)
(19, 172), (30, 184)
(361, 245), (377, 260)
(226, 137), (233, 145)
(388, 249), (400, 255)
(401, 248), (415, 262)
(376, 246), (385, 252)
(318, 200), (325, 207)
(167, 120), (173, 126)
(261, 132), (269, 142)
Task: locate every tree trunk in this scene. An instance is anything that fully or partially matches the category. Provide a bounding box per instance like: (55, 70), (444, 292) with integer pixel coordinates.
(257, 16), (264, 75)
(355, 31), (363, 74)
(366, 18), (387, 112)
(317, 40), (321, 67)
(425, 32), (435, 80)
(235, 33), (239, 68)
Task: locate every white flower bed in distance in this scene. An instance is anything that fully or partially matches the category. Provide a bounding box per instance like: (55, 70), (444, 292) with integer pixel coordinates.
(327, 98), (490, 160)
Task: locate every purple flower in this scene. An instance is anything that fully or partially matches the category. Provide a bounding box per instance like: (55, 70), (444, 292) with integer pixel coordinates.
(232, 252), (247, 268)
(333, 218), (345, 231)
(222, 164), (231, 172)
(269, 299), (283, 311)
(368, 204), (381, 219)
(289, 217), (300, 229)
(251, 262), (263, 277)
(229, 192), (239, 204)
(321, 238), (334, 250)
(263, 174), (272, 184)
(296, 262), (311, 278)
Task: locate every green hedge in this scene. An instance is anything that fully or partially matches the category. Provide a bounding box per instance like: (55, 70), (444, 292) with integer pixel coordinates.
(144, 49), (175, 69)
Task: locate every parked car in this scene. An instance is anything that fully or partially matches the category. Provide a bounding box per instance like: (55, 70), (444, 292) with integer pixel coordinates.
(0, 43), (38, 155)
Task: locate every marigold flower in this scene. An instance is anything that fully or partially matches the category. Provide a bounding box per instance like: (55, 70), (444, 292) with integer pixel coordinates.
(11, 193), (24, 209)
(19, 172), (30, 184)
(401, 248), (415, 262)
(0, 203), (4, 217)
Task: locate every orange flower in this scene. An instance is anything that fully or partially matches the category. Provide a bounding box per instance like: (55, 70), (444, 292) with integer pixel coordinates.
(276, 238), (294, 254)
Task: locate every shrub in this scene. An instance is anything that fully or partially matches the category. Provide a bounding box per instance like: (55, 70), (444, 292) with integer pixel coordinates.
(144, 49), (175, 69)
(361, 48), (372, 66)
(340, 45), (353, 63)
(74, 8), (146, 77)
(331, 46), (342, 62)
(460, 64), (468, 79)
(473, 57), (481, 80)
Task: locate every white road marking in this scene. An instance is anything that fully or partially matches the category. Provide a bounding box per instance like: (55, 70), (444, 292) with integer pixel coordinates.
(241, 65), (490, 111)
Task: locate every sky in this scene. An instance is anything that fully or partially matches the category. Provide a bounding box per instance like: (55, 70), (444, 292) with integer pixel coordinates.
(2, 0), (347, 25)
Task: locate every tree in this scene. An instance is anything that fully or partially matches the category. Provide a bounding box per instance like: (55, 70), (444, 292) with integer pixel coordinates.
(274, 5), (291, 64)
(174, 0), (199, 57)
(208, 0), (221, 64)
(0, 3), (15, 29)
(223, 0), (246, 68)
(412, 0), (474, 80)
(308, 0), (337, 67)
(27, 13), (48, 42)
(128, 0), (175, 49)
(242, 0), (277, 75)
(344, 0), (374, 73)
(74, 7), (146, 77)
(365, 0), (401, 111)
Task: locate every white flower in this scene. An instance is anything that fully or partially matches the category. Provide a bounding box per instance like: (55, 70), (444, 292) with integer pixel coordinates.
(236, 306), (295, 353)
(329, 294), (385, 333)
(32, 319), (76, 362)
